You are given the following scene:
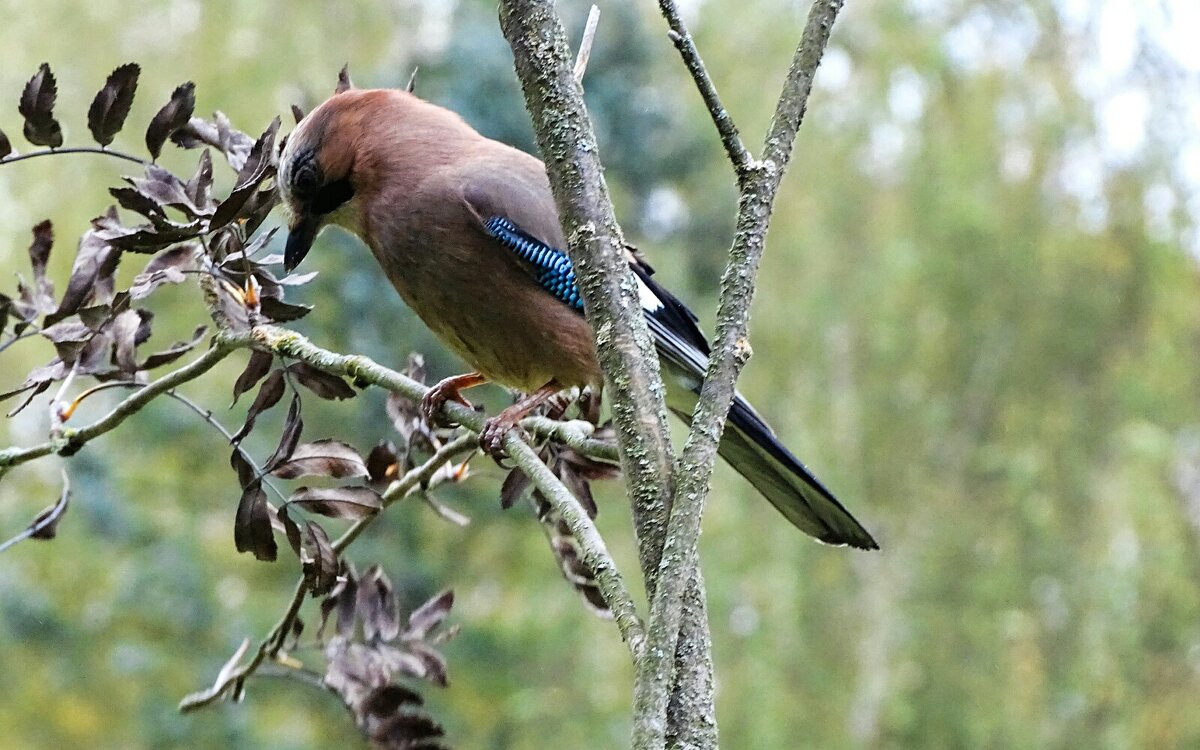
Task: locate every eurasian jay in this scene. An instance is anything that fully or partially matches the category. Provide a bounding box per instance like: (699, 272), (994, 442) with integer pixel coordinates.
(279, 88), (877, 550)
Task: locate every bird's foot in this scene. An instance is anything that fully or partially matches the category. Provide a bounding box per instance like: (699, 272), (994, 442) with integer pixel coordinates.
(421, 373), (485, 425)
(479, 411), (525, 458)
(476, 380), (563, 459)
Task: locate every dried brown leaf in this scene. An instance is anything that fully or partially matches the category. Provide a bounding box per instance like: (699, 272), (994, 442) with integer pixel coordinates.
(360, 685), (424, 718)
(231, 349), (272, 405)
(258, 296), (312, 323)
(19, 64), (63, 148)
(27, 220), (55, 314)
(232, 369), (284, 443)
(271, 440), (369, 480)
(278, 503), (303, 557)
(499, 467), (530, 510)
(145, 82), (195, 160)
(230, 444), (256, 489)
(87, 63), (140, 147)
(366, 441), (399, 488)
(301, 520), (338, 595)
(285, 486), (381, 519)
(185, 149), (214, 209)
(209, 117), (279, 230)
(109, 308), (152, 375)
(234, 482), (276, 561)
(358, 565), (400, 642)
(287, 362), (356, 401)
(263, 393), (303, 470)
(138, 325), (206, 370)
(367, 709), (446, 748)
(129, 244), (195, 299)
(405, 590), (453, 640)
(45, 232), (117, 326)
(170, 111), (253, 170)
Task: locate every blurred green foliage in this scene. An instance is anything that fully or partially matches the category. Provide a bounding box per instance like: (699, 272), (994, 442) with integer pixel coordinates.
(2, 0), (1199, 748)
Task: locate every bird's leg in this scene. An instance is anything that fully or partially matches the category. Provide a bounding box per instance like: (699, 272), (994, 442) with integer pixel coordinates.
(421, 372), (488, 424)
(479, 381), (562, 457)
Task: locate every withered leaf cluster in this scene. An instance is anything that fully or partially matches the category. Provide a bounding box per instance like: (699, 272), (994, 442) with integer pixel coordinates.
(320, 565), (456, 750)
(226, 351), (369, 569)
(499, 389), (620, 617)
(0, 64), (311, 419)
(0, 219), (207, 415)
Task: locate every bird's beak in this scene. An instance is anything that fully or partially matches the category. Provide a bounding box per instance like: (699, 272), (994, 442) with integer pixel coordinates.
(284, 213), (320, 273)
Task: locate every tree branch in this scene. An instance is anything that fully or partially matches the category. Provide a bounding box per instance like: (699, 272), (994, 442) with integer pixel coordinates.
(502, 430), (646, 653)
(634, 1), (846, 746)
(232, 325), (642, 646)
(0, 341), (235, 477)
(498, 0), (678, 593)
(0, 146), (153, 169)
(656, 1), (753, 180)
(573, 5), (602, 84)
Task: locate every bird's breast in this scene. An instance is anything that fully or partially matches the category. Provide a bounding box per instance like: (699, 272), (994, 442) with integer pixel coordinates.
(364, 214), (600, 393)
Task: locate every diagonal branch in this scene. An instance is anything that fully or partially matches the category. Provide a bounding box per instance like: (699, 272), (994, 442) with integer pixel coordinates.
(502, 430), (646, 653)
(656, 1), (753, 180)
(233, 325), (642, 646)
(0, 342), (235, 477)
(634, 2), (847, 747)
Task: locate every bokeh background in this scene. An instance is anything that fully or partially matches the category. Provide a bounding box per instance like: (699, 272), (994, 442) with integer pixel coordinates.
(2, 0), (1199, 747)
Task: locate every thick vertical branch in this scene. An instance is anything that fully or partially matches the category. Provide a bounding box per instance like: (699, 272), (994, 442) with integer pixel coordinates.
(497, 5), (720, 748)
(497, 1), (676, 591)
(634, 1), (846, 747)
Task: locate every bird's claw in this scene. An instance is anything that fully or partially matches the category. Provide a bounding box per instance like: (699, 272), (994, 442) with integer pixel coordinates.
(421, 382), (473, 425)
(479, 414), (523, 459)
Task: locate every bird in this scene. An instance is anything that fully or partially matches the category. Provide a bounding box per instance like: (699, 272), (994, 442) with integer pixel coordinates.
(278, 87), (877, 550)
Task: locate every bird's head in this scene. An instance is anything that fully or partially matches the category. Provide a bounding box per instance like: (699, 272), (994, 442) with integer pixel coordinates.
(278, 93), (365, 272)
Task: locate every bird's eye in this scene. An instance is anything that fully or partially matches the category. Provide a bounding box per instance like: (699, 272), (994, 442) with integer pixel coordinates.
(292, 163), (319, 196)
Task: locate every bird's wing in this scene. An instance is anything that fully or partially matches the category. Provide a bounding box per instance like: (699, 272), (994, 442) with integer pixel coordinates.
(455, 160), (712, 356)
(459, 199), (875, 546)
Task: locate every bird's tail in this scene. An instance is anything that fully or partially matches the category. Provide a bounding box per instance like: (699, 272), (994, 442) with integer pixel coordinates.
(667, 389), (878, 550)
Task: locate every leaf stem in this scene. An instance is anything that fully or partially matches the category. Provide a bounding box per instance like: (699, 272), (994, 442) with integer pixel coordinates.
(0, 146), (152, 168)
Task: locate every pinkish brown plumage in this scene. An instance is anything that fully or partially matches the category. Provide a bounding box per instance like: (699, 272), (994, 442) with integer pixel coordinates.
(281, 89), (599, 394)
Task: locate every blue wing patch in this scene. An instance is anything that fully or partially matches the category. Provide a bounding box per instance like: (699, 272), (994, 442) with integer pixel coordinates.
(484, 215), (710, 356)
(484, 217), (583, 310)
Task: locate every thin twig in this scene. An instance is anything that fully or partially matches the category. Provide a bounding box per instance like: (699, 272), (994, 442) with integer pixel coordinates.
(573, 5), (602, 84)
(162, 389), (289, 504)
(48, 360), (80, 432)
(503, 430), (645, 653)
(0, 146), (152, 168)
(656, 0), (754, 179)
(0, 470), (69, 553)
(332, 432), (478, 552)
(254, 663), (332, 693)
(0, 329), (40, 356)
(0, 341), (235, 477)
